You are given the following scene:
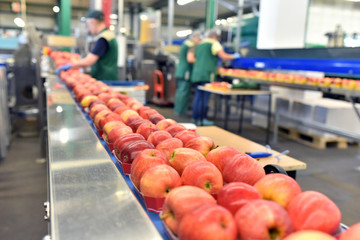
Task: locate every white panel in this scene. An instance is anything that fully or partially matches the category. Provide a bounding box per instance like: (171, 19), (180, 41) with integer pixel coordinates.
(257, 0), (309, 49)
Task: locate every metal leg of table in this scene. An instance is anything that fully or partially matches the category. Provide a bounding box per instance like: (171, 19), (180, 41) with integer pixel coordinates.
(238, 96), (245, 133)
(224, 95), (230, 130)
(266, 94), (272, 145)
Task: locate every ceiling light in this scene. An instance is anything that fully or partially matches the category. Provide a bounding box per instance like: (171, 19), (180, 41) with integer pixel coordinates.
(120, 27), (126, 34)
(177, 0), (195, 6)
(176, 29), (192, 37)
(110, 14), (118, 19)
(140, 14), (148, 21)
(14, 17), (25, 27)
(215, 19), (221, 25)
(109, 25), (115, 31)
(53, 6), (60, 13)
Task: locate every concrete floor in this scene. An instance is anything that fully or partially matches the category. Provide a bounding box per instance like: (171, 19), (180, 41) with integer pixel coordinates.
(0, 103), (359, 239)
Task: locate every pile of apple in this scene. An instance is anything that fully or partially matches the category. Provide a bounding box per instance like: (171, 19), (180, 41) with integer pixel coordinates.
(218, 67), (360, 90)
(51, 51), (80, 69)
(56, 65), (360, 240)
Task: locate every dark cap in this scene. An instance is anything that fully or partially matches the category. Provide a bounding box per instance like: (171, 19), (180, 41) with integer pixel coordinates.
(86, 10), (104, 21)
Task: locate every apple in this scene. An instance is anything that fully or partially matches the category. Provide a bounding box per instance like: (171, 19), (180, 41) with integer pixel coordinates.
(140, 108), (159, 119)
(181, 161), (223, 194)
(80, 95), (98, 108)
(88, 99), (106, 111)
(156, 118), (178, 130)
(178, 204), (237, 240)
(130, 149), (168, 189)
(107, 125), (133, 144)
(113, 105), (131, 115)
(124, 114), (142, 126)
(136, 122), (159, 139)
(217, 182), (262, 215)
(287, 191), (341, 234)
(185, 136), (216, 157)
(103, 121), (126, 135)
(94, 109), (112, 129)
(89, 104), (108, 119)
(235, 199), (293, 240)
(120, 140), (155, 163)
(165, 124), (187, 137)
(156, 138), (184, 160)
(120, 109), (140, 123)
(206, 146), (241, 173)
(149, 113), (166, 124)
(128, 119), (151, 132)
(168, 147), (207, 175)
(339, 222), (360, 240)
(283, 230), (336, 240)
(137, 106), (151, 116)
(222, 153), (265, 185)
(140, 164), (182, 197)
(174, 130), (199, 145)
(106, 98), (125, 111)
(99, 113), (123, 131)
(254, 173), (302, 209)
(161, 186), (217, 235)
(97, 92), (112, 103)
(113, 133), (145, 160)
(147, 130), (173, 147)
(130, 102), (144, 111)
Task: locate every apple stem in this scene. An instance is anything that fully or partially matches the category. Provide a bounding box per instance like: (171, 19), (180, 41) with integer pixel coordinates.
(268, 228), (280, 240)
(205, 182), (212, 189)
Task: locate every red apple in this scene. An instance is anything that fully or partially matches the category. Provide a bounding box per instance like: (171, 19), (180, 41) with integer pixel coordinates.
(222, 153), (265, 185)
(120, 109), (140, 123)
(185, 136), (215, 157)
(124, 114), (142, 126)
(130, 149), (169, 189)
(97, 92), (112, 103)
(94, 109), (112, 129)
(339, 222), (360, 240)
(165, 124), (187, 137)
(156, 138), (184, 160)
(128, 119), (151, 132)
(235, 199), (293, 240)
(140, 164), (182, 197)
(156, 118), (177, 130)
(174, 130), (199, 145)
(168, 147), (207, 175)
(113, 133), (145, 160)
(147, 130), (173, 147)
(181, 161), (223, 194)
(89, 104), (108, 119)
(161, 186), (217, 235)
(136, 122), (159, 139)
(120, 140), (155, 163)
(113, 105), (131, 115)
(88, 99), (106, 111)
(106, 98), (125, 111)
(149, 113), (166, 124)
(178, 204), (237, 240)
(137, 106), (151, 116)
(287, 191), (341, 234)
(107, 125), (133, 144)
(103, 121), (126, 135)
(283, 230), (336, 240)
(254, 173), (302, 209)
(140, 108), (159, 119)
(99, 113), (123, 131)
(206, 146), (241, 173)
(130, 102), (143, 111)
(217, 182), (262, 215)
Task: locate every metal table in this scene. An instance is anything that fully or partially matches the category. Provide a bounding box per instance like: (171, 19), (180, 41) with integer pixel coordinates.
(198, 86), (272, 144)
(45, 75), (163, 240)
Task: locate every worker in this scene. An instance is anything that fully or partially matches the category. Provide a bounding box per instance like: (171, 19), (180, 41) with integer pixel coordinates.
(174, 31), (202, 116)
(56, 10), (119, 80)
(190, 28), (240, 126)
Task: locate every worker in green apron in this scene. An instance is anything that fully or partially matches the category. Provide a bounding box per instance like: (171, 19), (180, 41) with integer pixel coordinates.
(56, 10), (118, 81)
(191, 28), (240, 125)
(174, 31), (202, 116)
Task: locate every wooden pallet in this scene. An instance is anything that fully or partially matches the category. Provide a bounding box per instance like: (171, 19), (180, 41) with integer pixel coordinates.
(277, 125), (349, 149)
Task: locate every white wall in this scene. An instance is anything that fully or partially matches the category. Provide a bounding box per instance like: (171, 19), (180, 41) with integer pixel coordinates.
(257, 0), (309, 49)
(306, 1), (360, 46)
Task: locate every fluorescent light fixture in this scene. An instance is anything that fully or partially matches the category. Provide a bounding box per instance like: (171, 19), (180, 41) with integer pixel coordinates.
(110, 14), (118, 19)
(14, 17), (25, 27)
(227, 17), (233, 23)
(120, 27), (126, 33)
(140, 14), (148, 21)
(176, 29), (192, 37)
(215, 19), (221, 25)
(177, 0), (195, 6)
(109, 25), (115, 31)
(221, 19), (227, 25)
(53, 6), (60, 13)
